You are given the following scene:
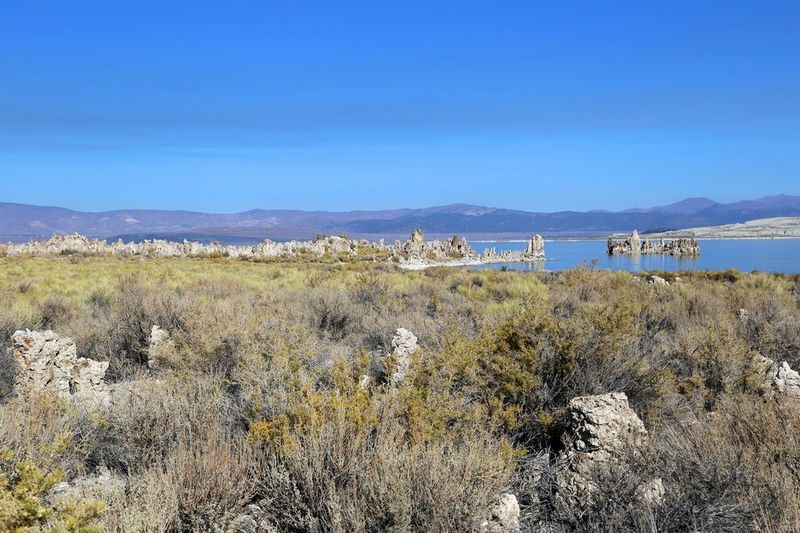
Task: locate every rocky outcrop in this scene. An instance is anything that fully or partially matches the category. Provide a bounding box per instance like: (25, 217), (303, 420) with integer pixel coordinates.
(482, 234), (546, 264)
(767, 361), (800, 397)
(750, 355), (800, 399)
(525, 234), (545, 259)
(359, 328), (419, 388)
(4, 233), (382, 260)
(607, 230), (700, 256)
(480, 493), (520, 533)
(147, 325), (169, 369)
(667, 237), (701, 256)
(392, 230), (546, 268)
(389, 328), (418, 386)
(629, 229), (641, 251)
(391, 229), (480, 264)
(557, 392), (663, 506)
(6, 231), (548, 269)
(12, 330), (111, 410)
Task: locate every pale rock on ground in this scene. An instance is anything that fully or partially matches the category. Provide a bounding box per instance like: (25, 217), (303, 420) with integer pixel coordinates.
(480, 493), (521, 532)
(12, 329), (111, 410)
(226, 504), (278, 533)
(358, 372), (372, 389)
(358, 327), (420, 388)
(649, 275), (669, 286)
(750, 354), (800, 398)
(147, 324), (169, 369)
(51, 466), (126, 503)
(389, 327), (418, 386)
(557, 392), (663, 506)
(10, 329), (141, 410)
(771, 362), (800, 397)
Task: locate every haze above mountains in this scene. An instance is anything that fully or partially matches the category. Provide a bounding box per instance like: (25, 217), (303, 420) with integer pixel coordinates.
(2, 195), (800, 243)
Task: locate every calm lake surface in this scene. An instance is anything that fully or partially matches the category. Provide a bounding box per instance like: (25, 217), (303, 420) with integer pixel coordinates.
(470, 239), (800, 273)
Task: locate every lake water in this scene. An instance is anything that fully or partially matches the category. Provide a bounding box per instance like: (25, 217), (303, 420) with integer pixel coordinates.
(470, 239), (800, 273)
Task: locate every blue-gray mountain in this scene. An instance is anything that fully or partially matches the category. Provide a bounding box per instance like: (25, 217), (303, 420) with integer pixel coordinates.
(1, 195), (799, 243)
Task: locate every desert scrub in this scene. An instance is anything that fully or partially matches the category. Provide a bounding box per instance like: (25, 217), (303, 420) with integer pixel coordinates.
(1, 256), (800, 530)
(0, 392), (90, 476)
(249, 399), (514, 532)
(0, 451), (105, 532)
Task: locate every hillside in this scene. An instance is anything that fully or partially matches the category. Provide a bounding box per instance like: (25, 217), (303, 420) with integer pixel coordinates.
(645, 216), (800, 239)
(2, 194), (800, 242)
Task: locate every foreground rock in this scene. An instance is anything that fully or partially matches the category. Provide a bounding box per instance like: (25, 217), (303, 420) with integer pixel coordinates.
(607, 230), (700, 256)
(389, 328), (418, 386)
(649, 275), (669, 286)
(557, 392), (663, 506)
(147, 325), (170, 369)
(480, 493), (520, 532)
(480, 494), (520, 533)
(750, 355), (800, 399)
(12, 329), (111, 410)
(360, 328), (420, 388)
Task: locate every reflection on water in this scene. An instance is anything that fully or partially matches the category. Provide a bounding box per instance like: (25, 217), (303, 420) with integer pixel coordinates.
(470, 239), (800, 273)
(487, 259), (547, 272)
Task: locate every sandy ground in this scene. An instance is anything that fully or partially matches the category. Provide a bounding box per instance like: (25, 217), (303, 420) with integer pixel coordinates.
(644, 217), (800, 239)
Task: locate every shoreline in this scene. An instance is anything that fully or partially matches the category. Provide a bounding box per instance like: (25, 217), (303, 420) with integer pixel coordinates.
(398, 256), (548, 271)
(472, 236), (800, 243)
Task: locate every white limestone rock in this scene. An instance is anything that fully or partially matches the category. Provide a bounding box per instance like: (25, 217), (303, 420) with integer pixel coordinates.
(524, 234), (545, 259)
(751, 354), (800, 398)
(557, 392), (663, 506)
(147, 325), (170, 369)
(11, 329), (110, 410)
(389, 328), (418, 386)
(608, 230), (699, 256)
(480, 493), (521, 533)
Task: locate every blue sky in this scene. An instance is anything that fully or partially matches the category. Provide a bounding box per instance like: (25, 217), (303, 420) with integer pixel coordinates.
(1, 1), (798, 212)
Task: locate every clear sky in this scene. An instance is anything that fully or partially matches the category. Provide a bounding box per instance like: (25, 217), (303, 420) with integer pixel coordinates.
(1, 1), (798, 213)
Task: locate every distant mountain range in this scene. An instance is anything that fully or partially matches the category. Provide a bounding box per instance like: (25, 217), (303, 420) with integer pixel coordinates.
(2, 195), (800, 243)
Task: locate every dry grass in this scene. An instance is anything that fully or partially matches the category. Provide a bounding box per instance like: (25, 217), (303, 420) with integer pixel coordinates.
(0, 256), (799, 530)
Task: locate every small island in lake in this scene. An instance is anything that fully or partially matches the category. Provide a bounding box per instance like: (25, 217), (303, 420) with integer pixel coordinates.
(2, 228), (548, 270)
(607, 229), (700, 256)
